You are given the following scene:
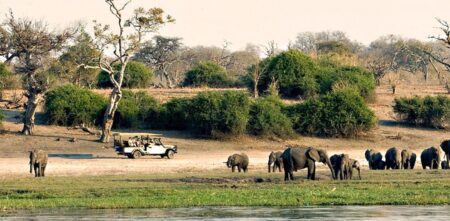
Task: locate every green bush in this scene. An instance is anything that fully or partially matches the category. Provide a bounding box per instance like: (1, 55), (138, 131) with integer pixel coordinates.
(393, 96), (450, 129)
(183, 61), (230, 88)
(248, 96), (294, 138)
(285, 89), (376, 137)
(97, 61), (153, 88)
(114, 90), (159, 129)
(188, 91), (250, 137)
(44, 85), (107, 126)
(258, 50), (318, 98)
(0, 111), (4, 130)
(156, 98), (192, 130)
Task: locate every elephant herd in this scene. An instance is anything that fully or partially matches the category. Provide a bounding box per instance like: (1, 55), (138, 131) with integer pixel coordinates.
(225, 139), (450, 181)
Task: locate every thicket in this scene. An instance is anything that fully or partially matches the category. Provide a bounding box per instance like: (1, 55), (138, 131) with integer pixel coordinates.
(97, 61), (153, 88)
(247, 96), (294, 138)
(183, 62), (231, 88)
(285, 89), (376, 137)
(0, 111), (4, 131)
(113, 90), (159, 129)
(393, 96), (450, 129)
(44, 85), (107, 126)
(250, 50), (375, 100)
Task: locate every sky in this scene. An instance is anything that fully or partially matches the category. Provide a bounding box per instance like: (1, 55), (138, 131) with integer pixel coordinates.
(0, 0), (449, 51)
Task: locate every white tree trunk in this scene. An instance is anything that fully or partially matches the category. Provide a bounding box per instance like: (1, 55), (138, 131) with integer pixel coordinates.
(99, 87), (122, 143)
(22, 90), (42, 135)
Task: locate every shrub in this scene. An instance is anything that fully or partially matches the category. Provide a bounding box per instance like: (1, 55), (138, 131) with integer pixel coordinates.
(393, 96), (450, 129)
(248, 96), (294, 138)
(316, 64), (376, 101)
(156, 98), (192, 130)
(97, 61), (153, 88)
(44, 85), (107, 126)
(114, 90), (159, 129)
(0, 111), (4, 130)
(258, 50), (318, 98)
(183, 61), (230, 87)
(188, 91), (250, 137)
(285, 89), (376, 137)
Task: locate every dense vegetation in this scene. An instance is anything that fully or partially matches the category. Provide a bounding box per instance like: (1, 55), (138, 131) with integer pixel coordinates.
(183, 62), (230, 88)
(97, 61), (153, 88)
(114, 90), (159, 129)
(0, 110), (4, 130)
(394, 96), (450, 129)
(1, 170), (450, 209)
(285, 89), (376, 137)
(252, 50), (376, 100)
(44, 85), (107, 126)
(247, 96), (294, 138)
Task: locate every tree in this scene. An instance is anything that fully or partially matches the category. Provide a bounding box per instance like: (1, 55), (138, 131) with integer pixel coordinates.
(97, 61), (153, 88)
(56, 28), (101, 88)
(133, 35), (182, 88)
(428, 19), (450, 71)
(0, 12), (72, 135)
(92, 0), (173, 142)
(183, 61), (229, 87)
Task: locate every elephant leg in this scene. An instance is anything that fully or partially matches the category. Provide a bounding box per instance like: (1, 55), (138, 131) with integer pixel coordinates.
(422, 164), (426, 169)
(284, 170), (290, 181)
(232, 166), (235, 172)
(339, 169), (343, 180)
(34, 165), (38, 177)
(238, 167), (241, 172)
(278, 164), (282, 172)
(42, 166), (46, 177)
(273, 164), (276, 173)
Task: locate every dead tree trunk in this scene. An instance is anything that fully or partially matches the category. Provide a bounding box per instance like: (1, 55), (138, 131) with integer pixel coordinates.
(99, 87), (122, 142)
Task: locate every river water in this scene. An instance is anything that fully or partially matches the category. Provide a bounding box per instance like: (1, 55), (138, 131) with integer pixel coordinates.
(2, 206), (450, 220)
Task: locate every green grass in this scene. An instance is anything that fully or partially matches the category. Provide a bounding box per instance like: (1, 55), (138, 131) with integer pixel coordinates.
(1, 170), (450, 209)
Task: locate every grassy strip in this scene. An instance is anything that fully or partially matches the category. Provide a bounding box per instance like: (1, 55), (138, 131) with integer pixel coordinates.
(0, 170), (449, 209)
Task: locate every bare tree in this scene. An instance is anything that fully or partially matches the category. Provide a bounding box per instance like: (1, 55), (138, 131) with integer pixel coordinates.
(0, 12), (72, 135)
(428, 18), (450, 70)
(93, 0), (173, 142)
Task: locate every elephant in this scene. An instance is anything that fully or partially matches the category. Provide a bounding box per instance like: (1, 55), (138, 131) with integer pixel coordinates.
(365, 149), (383, 170)
(378, 160), (386, 170)
(226, 153), (249, 172)
(349, 159), (362, 180)
(29, 149), (48, 177)
(401, 149), (416, 169)
(329, 154), (351, 180)
(385, 147), (401, 170)
(420, 147), (441, 169)
(282, 146), (335, 181)
(442, 161), (449, 169)
(440, 140), (450, 169)
(268, 151), (283, 173)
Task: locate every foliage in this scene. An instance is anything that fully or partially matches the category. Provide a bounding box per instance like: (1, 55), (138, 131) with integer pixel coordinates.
(315, 61), (376, 100)
(0, 111), (4, 130)
(183, 61), (230, 88)
(97, 61), (153, 88)
(393, 96), (450, 129)
(285, 89), (376, 137)
(44, 85), (107, 126)
(114, 90), (159, 129)
(258, 50), (317, 98)
(247, 95), (294, 138)
(55, 29), (101, 88)
(156, 98), (192, 130)
(188, 91), (250, 137)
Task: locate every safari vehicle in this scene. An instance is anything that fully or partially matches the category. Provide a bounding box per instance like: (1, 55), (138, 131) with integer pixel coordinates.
(113, 133), (178, 159)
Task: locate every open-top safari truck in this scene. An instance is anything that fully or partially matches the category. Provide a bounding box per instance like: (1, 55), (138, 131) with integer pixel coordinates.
(113, 133), (178, 159)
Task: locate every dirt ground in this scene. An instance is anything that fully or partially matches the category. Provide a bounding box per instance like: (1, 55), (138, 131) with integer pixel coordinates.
(0, 84), (449, 178)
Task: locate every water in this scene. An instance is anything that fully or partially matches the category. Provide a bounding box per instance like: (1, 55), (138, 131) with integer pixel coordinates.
(2, 206), (450, 220)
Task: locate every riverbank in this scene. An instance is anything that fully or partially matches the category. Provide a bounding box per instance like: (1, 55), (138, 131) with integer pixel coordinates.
(1, 170), (449, 210)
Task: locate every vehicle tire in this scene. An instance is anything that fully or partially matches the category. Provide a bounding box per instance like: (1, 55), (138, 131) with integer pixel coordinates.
(166, 150), (175, 159)
(132, 151), (142, 159)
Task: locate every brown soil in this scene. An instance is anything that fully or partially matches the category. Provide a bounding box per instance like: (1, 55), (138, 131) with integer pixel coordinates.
(0, 84), (449, 178)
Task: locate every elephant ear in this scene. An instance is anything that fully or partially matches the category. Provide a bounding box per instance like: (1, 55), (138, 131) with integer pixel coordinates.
(306, 148), (320, 162)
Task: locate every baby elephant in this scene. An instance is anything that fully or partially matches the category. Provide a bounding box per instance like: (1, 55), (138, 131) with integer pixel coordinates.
(226, 153), (249, 172)
(349, 159), (361, 180)
(268, 151), (283, 173)
(29, 149), (48, 177)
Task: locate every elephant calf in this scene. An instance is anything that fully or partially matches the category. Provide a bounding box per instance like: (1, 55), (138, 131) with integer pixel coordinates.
(268, 151), (283, 173)
(420, 147), (441, 169)
(401, 149), (417, 169)
(226, 153), (249, 172)
(441, 140), (450, 169)
(349, 159), (361, 180)
(29, 149), (48, 177)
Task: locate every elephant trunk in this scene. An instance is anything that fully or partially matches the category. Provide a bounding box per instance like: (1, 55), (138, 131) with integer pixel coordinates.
(357, 168), (361, 180)
(325, 159), (336, 180)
